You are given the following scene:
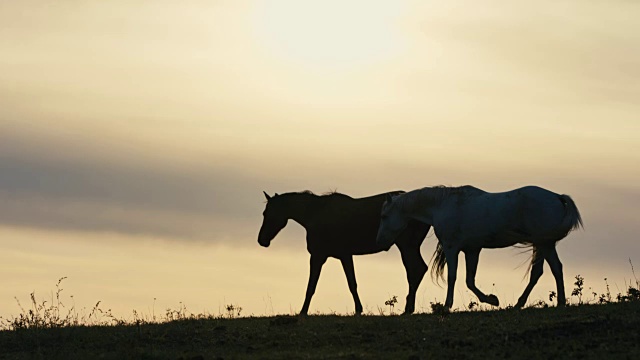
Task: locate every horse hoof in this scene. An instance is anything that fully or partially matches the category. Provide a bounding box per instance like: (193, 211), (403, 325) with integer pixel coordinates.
(486, 294), (500, 307)
(514, 302), (525, 309)
(403, 305), (415, 315)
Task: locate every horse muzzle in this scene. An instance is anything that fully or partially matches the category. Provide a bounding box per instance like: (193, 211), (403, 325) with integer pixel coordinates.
(258, 238), (271, 248)
(376, 234), (395, 250)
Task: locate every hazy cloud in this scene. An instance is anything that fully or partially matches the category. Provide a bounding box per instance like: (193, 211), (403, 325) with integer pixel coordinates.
(0, 132), (274, 240)
(2, 128), (639, 263)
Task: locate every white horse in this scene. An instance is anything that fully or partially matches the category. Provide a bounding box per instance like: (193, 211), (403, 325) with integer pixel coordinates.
(376, 185), (583, 309)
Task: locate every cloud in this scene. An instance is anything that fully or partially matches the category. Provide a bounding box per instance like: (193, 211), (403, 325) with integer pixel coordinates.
(1, 129), (637, 265)
(0, 132), (272, 241)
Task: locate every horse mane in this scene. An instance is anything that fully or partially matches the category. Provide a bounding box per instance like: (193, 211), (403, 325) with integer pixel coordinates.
(395, 186), (464, 214)
(277, 190), (352, 199)
(275, 190), (318, 197)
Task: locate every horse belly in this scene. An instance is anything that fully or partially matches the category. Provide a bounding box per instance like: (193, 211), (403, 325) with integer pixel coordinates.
(308, 226), (381, 257)
(450, 197), (519, 248)
(483, 230), (529, 248)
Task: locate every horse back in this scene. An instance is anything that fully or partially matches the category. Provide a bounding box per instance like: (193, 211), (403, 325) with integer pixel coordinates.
(305, 191), (404, 256)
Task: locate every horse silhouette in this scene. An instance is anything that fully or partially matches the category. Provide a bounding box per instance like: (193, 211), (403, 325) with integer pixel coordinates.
(377, 185), (583, 309)
(258, 191), (431, 315)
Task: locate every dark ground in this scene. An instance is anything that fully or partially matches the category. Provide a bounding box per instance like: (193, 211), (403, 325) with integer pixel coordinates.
(1, 302), (639, 359)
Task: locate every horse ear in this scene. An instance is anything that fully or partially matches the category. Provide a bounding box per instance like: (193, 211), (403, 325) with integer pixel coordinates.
(263, 191), (272, 201)
(385, 193), (394, 204)
(274, 193), (279, 196)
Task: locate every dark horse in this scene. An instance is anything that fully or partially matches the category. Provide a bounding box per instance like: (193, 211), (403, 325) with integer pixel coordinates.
(258, 190), (431, 315)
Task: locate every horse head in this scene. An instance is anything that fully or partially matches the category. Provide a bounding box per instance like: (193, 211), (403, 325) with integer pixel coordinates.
(376, 193), (409, 248)
(258, 191), (288, 247)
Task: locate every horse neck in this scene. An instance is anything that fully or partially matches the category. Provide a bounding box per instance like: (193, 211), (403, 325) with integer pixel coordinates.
(283, 194), (322, 228)
(404, 188), (442, 224)
(407, 203), (436, 224)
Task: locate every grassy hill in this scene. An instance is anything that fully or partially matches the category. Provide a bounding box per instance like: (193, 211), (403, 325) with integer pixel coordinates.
(1, 301), (639, 359)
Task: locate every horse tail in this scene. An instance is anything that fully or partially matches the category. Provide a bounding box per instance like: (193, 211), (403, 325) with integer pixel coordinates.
(559, 194), (583, 233)
(523, 245), (544, 280)
(429, 241), (447, 285)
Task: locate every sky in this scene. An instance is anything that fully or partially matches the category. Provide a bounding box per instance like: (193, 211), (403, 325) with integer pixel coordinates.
(1, 0), (639, 318)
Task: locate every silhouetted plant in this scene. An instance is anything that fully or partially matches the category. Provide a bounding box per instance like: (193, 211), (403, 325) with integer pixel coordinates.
(165, 302), (190, 321)
(617, 286), (640, 302)
(549, 291), (556, 303)
(430, 301), (449, 316)
(571, 274), (585, 304)
(384, 296), (398, 315)
(468, 300), (478, 311)
(225, 304), (243, 318)
(530, 300), (548, 309)
(598, 278), (612, 304)
(615, 259), (640, 303)
(0, 277), (123, 330)
(630, 258), (640, 300)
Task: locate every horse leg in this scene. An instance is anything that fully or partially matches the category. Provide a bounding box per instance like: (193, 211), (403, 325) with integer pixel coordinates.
(515, 247), (544, 309)
(340, 256), (363, 315)
(300, 254), (327, 316)
(444, 247), (459, 308)
(464, 249), (499, 306)
(397, 240), (428, 315)
(543, 245), (566, 307)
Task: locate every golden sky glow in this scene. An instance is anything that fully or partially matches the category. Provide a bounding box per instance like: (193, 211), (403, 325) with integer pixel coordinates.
(0, 0), (639, 317)
(252, 1), (408, 70)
